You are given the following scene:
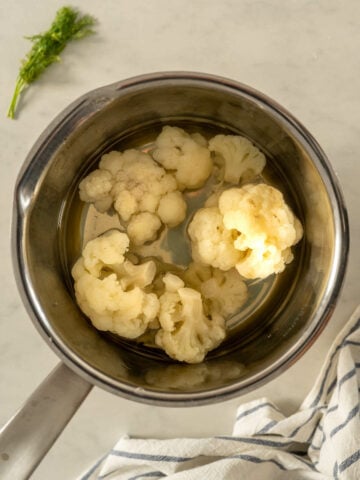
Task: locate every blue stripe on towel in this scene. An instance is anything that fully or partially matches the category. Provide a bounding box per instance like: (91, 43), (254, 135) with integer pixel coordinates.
(327, 404), (339, 414)
(309, 428), (326, 452)
(307, 420), (326, 451)
(128, 471), (166, 480)
(305, 421), (322, 444)
(79, 455), (107, 480)
(330, 405), (360, 437)
(99, 472), (166, 480)
(288, 408), (323, 438)
(236, 401), (280, 421)
(217, 435), (304, 449)
(231, 454), (287, 471)
(326, 366), (358, 396)
(339, 448), (360, 473)
(326, 377), (337, 396)
(333, 461), (339, 480)
(345, 340), (360, 347)
(109, 450), (192, 463)
(220, 436), (314, 469)
(257, 419), (278, 434)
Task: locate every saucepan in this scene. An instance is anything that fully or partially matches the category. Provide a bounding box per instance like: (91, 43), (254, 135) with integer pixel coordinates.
(0, 72), (349, 479)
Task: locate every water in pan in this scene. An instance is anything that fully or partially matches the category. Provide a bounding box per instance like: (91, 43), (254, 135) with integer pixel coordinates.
(60, 120), (303, 359)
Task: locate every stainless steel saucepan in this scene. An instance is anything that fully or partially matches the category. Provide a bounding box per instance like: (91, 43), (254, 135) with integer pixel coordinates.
(0, 72), (349, 479)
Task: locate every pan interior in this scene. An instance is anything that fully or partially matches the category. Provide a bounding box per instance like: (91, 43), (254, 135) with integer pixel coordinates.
(22, 80), (336, 398)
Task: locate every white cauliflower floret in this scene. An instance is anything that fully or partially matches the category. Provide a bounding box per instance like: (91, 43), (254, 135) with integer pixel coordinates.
(187, 207), (241, 271)
(201, 268), (247, 318)
(106, 149), (178, 218)
(72, 230), (160, 339)
(219, 184), (303, 279)
(157, 191), (187, 227)
(152, 126), (213, 190)
(162, 272), (186, 292)
(155, 273), (225, 363)
(72, 270), (159, 338)
(79, 148), (187, 245)
(79, 169), (113, 213)
(79, 229), (130, 277)
(209, 134), (266, 184)
(188, 184), (303, 280)
(184, 263), (248, 318)
(182, 262), (212, 288)
(127, 212), (162, 246)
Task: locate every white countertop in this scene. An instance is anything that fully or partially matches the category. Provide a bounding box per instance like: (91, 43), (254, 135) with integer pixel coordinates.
(0, 1), (359, 478)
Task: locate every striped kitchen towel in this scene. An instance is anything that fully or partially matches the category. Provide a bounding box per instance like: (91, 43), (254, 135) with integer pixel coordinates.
(81, 305), (360, 480)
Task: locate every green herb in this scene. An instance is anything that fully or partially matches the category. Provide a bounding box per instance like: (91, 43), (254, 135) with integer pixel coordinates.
(7, 6), (96, 119)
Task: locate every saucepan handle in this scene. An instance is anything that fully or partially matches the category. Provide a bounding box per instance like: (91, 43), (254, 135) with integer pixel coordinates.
(0, 362), (92, 479)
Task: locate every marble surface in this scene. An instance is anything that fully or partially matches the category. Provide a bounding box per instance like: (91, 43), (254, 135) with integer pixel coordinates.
(0, 1), (359, 478)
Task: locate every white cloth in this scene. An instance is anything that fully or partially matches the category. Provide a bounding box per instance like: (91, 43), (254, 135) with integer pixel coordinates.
(80, 306), (360, 480)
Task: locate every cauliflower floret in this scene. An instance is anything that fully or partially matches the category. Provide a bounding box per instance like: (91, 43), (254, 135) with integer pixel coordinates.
(79, 229), (130, 277)
(201, 268), (248, 318)
(73, 269), (159, 338)
(152, 126), (213, 190)
(219, 184), (303, 279)
(79, 148), (187, 245)
(188, 184), (303, 279)
(162, 272), (186, 292)
(79, 169), (113, 213)
(106, 149), (178, 218)
(209, 134), (266, 184)
(187, 207), (242, 271)
(127, 212), (162, 246)
(155, 273), (226, 363)
(182, 262), (213, 288)
(157, 191), (187, 227)
(72, 230), (159, 339)
(183, 263), (248, 318)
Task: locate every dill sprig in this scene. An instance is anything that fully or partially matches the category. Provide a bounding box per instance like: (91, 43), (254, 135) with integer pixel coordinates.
(8, 6), (96, 119)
